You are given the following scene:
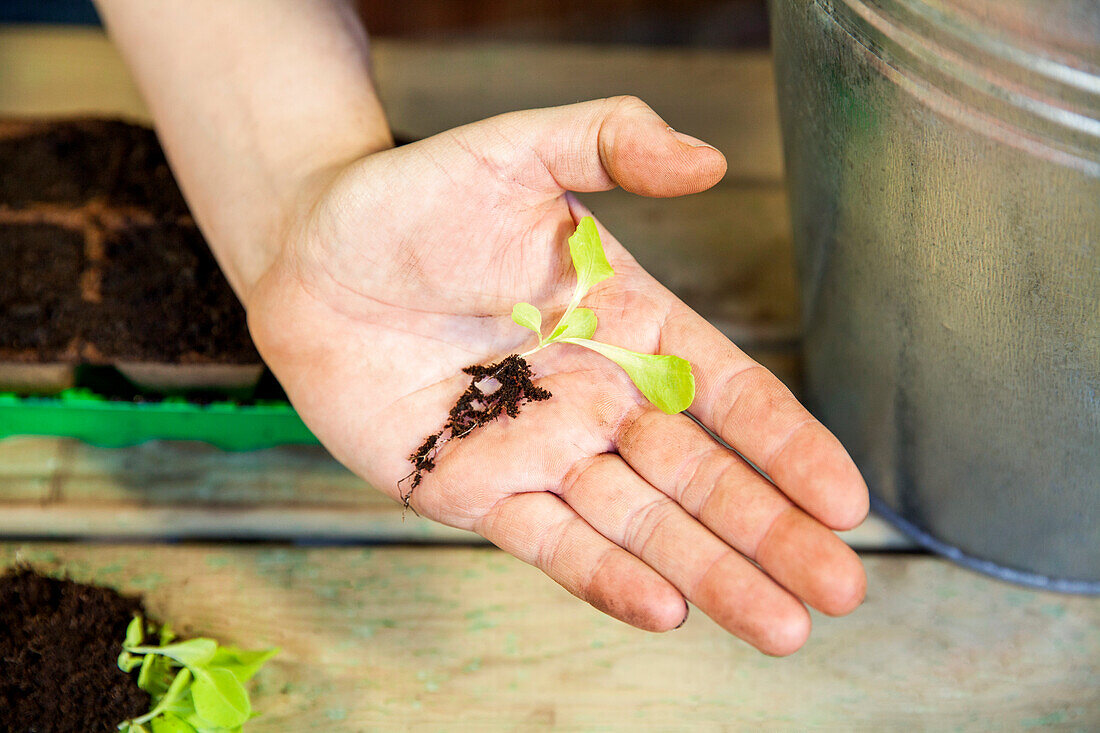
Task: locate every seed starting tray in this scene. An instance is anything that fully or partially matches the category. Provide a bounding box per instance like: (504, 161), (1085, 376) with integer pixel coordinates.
(0, 389), (318, 450)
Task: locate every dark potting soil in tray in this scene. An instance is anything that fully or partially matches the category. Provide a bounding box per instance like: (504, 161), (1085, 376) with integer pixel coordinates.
(96, 222), (256, 363)
(0, 118), (189, 217)
(0, 223), (85, 360)
(0, 117), (259, 371)
(0, 567), (150, 733)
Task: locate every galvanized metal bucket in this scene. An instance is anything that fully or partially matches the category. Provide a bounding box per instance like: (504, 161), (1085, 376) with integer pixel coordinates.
(769, 0), (1099, 592)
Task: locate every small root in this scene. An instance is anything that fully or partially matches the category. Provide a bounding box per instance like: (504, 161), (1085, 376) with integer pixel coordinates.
(396, 471), (422, 519)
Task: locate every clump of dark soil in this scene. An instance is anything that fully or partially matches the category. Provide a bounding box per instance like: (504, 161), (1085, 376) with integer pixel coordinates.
(0, 567), (150, 733)
(403, 354), (551, 505)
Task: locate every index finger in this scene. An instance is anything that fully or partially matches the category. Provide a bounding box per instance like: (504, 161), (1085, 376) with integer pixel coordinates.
(659, 299), (869, 531)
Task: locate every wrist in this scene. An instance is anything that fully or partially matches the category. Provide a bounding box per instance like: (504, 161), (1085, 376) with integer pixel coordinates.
(217, 127), (395, 307)
(93, 0), (394, 304)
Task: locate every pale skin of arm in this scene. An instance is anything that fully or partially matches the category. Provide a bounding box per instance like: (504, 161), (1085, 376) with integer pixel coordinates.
(95, 0), (868, 655)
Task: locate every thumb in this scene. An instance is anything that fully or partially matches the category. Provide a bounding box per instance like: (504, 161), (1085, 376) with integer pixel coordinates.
(499, 95), (727, 198)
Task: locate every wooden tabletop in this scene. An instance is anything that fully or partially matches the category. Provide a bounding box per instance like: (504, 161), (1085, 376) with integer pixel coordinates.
(3, 543), (1098, 731)
(2, 26), (1098, 731)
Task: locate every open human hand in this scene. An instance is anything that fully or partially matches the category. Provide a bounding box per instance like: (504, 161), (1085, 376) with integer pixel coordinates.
(248, 96), (868, 655)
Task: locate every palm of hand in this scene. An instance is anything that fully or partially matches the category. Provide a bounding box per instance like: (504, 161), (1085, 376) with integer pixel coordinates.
(250, 98), (869, 655)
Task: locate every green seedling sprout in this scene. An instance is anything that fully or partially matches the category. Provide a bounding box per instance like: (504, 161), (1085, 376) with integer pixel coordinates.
(511, 216), (695, 414)
(117, 615), (278, 733)
(400, 216), (695, 511)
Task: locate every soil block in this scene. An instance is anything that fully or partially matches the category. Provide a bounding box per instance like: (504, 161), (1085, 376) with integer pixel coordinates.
(0, 222), (85, 359)
(0, 118), (189, 217)
(0, 223), (84, 391)
(97, 223), (257, 363)
(0, 567), (150, 733)
(0, 117), (261, 395)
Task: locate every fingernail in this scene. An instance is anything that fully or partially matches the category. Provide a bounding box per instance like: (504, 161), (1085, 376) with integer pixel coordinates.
(667, 126), (719, 152)
(675, 607), (689, 629)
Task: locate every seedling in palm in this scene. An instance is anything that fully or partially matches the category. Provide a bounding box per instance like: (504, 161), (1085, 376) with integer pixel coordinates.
(510, 216), (694, 414)
(403, 217), (694, 503)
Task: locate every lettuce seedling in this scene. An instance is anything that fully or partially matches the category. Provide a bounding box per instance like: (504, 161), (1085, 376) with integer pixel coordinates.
(511, 216), (694, 414)
(117, 616), (278, 733)
(402, 217), (694, 505)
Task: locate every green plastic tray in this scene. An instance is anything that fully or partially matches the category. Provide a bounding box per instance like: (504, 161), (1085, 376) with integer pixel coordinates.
(0, 389), (318, 450)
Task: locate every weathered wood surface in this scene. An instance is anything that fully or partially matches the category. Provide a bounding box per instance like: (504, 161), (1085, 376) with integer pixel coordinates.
(0, 436), (909, 549)
(2, 544), (1097, 731)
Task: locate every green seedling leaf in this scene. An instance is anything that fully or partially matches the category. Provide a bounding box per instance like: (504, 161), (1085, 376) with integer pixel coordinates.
(191, 668), (251, 729)
(183, 714), (242, 733)
(511, 302), (542, 338)
(127, 639), (218, 669)
(509, 218), (695, 416)
(539, 217), (615, 347)
(568, 216), (614, 296)
(138, 652), (177, 697)
(150, 713), (198, 733)
(160, 669), (194, 711)
(161, 692), (198, 722)
(209, 647), (281, 684)
(126, 668), (193, 728)
(182, 710), (242, 733)
(137, 653), (157, 691)
(548, 307), (597, 341)
(119, 651), (142, 673)
(125, 616), (145, 648)
(561, 338), (695, 414)
(118, 618), (277, 733)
